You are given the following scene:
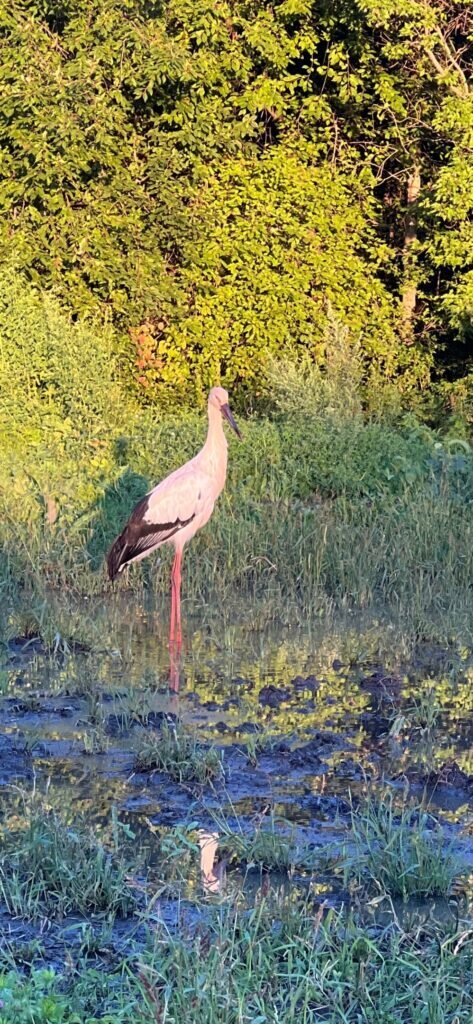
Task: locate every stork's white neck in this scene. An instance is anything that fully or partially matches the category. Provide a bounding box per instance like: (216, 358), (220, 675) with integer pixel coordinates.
(200, 401), (228, 485)
(204, 401), (227, 451)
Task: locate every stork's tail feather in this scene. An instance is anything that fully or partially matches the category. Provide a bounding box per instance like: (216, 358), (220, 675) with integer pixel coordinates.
(107, 532), (127, 582)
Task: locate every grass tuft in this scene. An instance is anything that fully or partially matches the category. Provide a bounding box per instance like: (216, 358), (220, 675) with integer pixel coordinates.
(137, 891), (473, 1024)
(134, 721), (224, 784)
(205, 811), (320, 871)
(346, 788), (462, 898)
(0, 798), (137, 920)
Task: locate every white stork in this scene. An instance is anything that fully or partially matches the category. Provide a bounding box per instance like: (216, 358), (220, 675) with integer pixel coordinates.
(107, 387), (241, 648)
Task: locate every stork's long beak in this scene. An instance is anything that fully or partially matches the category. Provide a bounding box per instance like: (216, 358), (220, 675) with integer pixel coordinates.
(221, 403), (242, 439)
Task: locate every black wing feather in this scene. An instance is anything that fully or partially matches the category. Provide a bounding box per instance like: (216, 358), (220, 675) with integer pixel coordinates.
(107, 494), (195, 582)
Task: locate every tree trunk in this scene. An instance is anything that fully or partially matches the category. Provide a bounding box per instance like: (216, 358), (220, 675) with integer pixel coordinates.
(401, 165), (421, 342)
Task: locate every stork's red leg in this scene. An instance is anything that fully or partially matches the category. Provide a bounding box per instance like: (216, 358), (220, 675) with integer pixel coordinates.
(174, 550), (182, 646)
(169, 550), (183, 692)
(169, 644), (179, 693)
(170, 550), (183, 648)
(170, 560), (176, 644)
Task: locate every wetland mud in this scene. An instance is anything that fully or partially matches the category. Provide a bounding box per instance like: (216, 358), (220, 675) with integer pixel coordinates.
(1, 597), (473, 972)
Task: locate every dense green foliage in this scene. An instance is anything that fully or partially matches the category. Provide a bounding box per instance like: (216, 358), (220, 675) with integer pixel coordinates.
(0, 0), (472, 401)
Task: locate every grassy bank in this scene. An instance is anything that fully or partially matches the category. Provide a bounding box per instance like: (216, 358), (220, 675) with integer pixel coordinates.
(2, 270), (473, 644)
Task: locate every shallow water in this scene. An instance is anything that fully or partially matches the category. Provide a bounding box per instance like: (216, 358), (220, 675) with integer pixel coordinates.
(1, 593), (473, 957)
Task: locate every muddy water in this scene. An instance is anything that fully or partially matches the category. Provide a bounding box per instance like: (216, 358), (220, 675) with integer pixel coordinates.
(1, 593), (473, 956)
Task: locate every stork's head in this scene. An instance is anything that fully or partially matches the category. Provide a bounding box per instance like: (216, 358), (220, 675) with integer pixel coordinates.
(208, 386), (242, 439)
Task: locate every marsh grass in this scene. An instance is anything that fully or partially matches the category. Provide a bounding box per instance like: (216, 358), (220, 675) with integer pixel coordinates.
(2, 895), (473, 1023)
(82, 725), (110, 755)
(144, 815), (327, 898)
(134, 721), (224, 784)
(5, 471), (473, 654)
(0, 806), (471, 1022)
(242, 732), (281, 766)
(389, 689), (443, 741)
(0, 966), (138, 1024)
(0, 798), (137, 920)
(346, 789), (462, 899)
(1, 894), (473, 1024)
(206, 811), (321, 871)
(137, 891), (473, 1024)
(234, 828), (308, 871)
(113, 684), (164, 730)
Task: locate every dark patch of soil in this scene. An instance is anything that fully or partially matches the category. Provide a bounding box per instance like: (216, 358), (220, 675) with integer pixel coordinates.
(291, 675), (320, 694)
(0, 734), (32, 783)
(359, 668), (402, 698)
(332, 757), (374, 781)
(104, 712), (134, 738)
(404, 759), (473, 792)
(360, 710), (393, 737)
(286, 738), (333, 770)
(304, 792), (351, 818)
(0, 906), (149, 974)
(105, 710), (179, 737)
(259, 685), (291, 708)
(199, 697), (241, 712)
(5, 636), (46, 663)
(408, 641), (452, 675)
(231, 676), (254, 690)
(429, 760), (473, 788)
(145, 710), (178, 729)
(213, 721), (230, 734)
(310, 729), (355, 750)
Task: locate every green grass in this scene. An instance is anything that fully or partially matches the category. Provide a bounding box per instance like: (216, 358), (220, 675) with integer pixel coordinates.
(155, 817), (310, 875)
(0, 799), (137, 920)
(82, 725), (111, 755)
(3, 421), (473, 648)
(137, 898), (473, 1024)
(134, 720), (225, 784)
(208, 811), (320, 871)
(389, 689), (443, 742)
(0, 799), (471, 1023)
(345, 788), (463, 899)
(4, 439), (473, 656)
(155, 791), (461, 894)
(3, 898), (473, 1023)
(0, 967), (139, 1024)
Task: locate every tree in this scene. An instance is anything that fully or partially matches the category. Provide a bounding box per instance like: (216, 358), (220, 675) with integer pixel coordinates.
(0, 0), (471, 403)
